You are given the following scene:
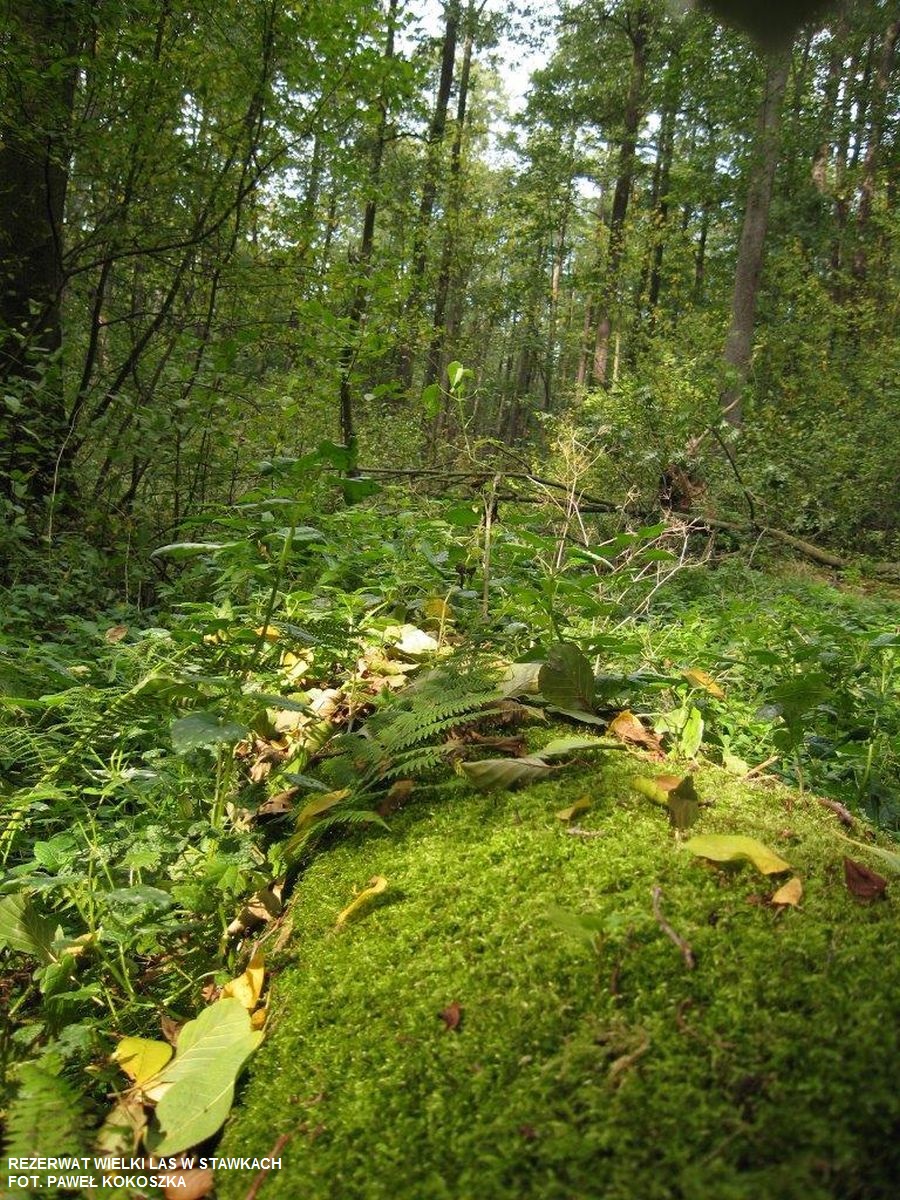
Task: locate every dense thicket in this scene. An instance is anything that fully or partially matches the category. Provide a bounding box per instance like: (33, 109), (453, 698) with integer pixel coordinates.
(1, 0), (897, 566)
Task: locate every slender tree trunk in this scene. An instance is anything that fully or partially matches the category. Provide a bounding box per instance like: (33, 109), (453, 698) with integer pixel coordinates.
(337, 0), (398, 448)
(0, 0), (81, 502)
(397, 0), (459, 388)
(591, 6), (649, 386)
(720, 49), (790, 428)
(424, 1), (480, 390)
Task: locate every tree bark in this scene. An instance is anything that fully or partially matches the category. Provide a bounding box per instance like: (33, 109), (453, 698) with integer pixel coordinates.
(720, 49), (790, 428)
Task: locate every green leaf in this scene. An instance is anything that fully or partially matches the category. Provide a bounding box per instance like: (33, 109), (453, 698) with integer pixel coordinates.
(341, 477), (381, 504)
(447, 360), (465, 388)
(769, 672), (831, 727)
(679, 707), (704, 758)
(171, 711), (248, 753)
(539, 643), (596, 713)
(421, 382), (441, 416)
(444, 502), (482, 528)
(295, 788), (350, 831)
(460, 755), (556, 791)
(683, 834), (790, 875)
(556, 796), (592, 822)
(540, 735), (618, 758)
(667, 776), (700, 831)
(545, 905), (626, 954)
(146, 997), (264, 1156)
(0, 893), (57, 963)
(151, 541), (241, 560)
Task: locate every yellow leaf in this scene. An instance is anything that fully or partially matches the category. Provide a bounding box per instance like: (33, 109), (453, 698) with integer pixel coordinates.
(255, 625), (281, 641)
(682, 668), (725, 698)
(295, 788), (350, 831)
(771, 876), (803, 907)
(684, 833), (791, 875)
(105, 624), (128, 644)
(424, 597), (452, 622)
(250, 1006), (268, 1030)
(556, 795), (592, 822)
(336, 875), (388, 928)
(221, 949), (265, 1011)
(112, 1036), (173, 1086)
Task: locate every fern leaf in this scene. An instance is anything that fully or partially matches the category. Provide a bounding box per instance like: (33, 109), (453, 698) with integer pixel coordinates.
(5, 1062), (89, 1158)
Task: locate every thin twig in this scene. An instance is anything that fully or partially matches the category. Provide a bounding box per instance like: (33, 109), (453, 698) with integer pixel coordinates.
(244, 1132), (294, 1200)
(651, 885), (695, 969)
(744, 754), (780, 780)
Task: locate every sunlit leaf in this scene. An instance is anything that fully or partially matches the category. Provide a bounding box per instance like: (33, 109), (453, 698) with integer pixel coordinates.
(556, 795), (592, 822)
(295, 788), (350, 831)
(771, 877), (803, 907)
(0, 893), (57, 963)
(221, 949), (265, 1011)
(682, 668), (725, 698)
(540, 735), (617, 758)
(146, 998), (264, 1156)
(112, 1037), (173, 1086)
(335, 876), (388, 928)
(609, 710), (664, 756)
(683, 833), (790, 875)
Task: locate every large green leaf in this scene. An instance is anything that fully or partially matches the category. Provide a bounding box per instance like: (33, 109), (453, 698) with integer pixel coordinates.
(683, 834), (790, 875)
(150, 541), (241, 560)
(539, 735), (619, 758)
(0, 893), (58, 963)
(171, 711), (248, 753)
(146, 998), (264, 1156)
(539, 643), (595, 713)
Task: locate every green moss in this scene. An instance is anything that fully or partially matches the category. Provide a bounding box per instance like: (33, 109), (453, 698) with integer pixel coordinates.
(217, 759), (899, 1200)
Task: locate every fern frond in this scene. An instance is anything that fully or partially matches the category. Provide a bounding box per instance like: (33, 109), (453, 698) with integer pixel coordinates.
(5, 1062), (89, 1158)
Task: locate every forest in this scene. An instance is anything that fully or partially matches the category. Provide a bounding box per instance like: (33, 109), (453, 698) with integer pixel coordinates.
(0, 0), (898, 1197)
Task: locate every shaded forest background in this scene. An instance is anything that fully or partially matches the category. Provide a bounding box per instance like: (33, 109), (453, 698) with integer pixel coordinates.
(1, 0), (898, 585)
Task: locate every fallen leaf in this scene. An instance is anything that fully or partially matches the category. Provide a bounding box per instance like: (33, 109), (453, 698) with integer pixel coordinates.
(254, 625), (281, 641)
(164, 1169), (214, 1200)
(257, 788), (296, 816)
(843, 857), (887, 903)
(683, 833), (791, 875)
(145, 998), (264, 1156)
(105, 624), (129, 644)
(839, 838), (900, 875)
(221, 948), (265, 1011)
(540, 735), (619, 758)
(439, 1002), (463, 1031)
(556, 796), (592, 822)
(335, 876), (388, 928)
(682, 668), (725, 698)
(386, 624), (439, 658)
(160, 1015), (182, 1045)
(460, 755), (556, 791)
(112, 1037), (173, 1086)
(376, 778), (414, 817)
(722, 751), (749, 775)
(667, 776), (700, 831)
(538, 643), (596, 712)
(770, 876), (803, 907)
(95, 1095), (147, 1157)
(609, 710), (664, 757)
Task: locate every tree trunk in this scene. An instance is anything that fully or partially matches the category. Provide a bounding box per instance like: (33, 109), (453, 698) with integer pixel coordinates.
(337, 0), (398, 449)
(591, 6), (649, 386)
(720, 49), (790, 428)
(0, 0), (82, 502)
(852, 18), (899, 282)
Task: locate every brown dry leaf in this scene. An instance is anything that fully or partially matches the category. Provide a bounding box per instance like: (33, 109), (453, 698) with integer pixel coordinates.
(608, 710), (665, 758)
(160, 1015), (182, 1045)
(439, 1002), (463, 1031)
(105, 624), (129, 644)
(843, 857), (887, 903)
(163, 1169), (214, 1200)
(250, 1004), (268, 1031)
(226, 882), (283, 939)
(770, 876), (803, 907)
(258, 788), (297, 816)
(377, 779), (414, 817)
(682, 668), (725, 698)
(248, 742), (287, 783)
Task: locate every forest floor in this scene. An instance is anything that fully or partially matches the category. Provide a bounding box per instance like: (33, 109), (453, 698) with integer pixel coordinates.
(2, 520), (899, 1200)
(216, 749), (899, 1200)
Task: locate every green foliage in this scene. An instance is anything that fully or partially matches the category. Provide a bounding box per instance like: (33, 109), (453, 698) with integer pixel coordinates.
(5, 1060), (90, 1159)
